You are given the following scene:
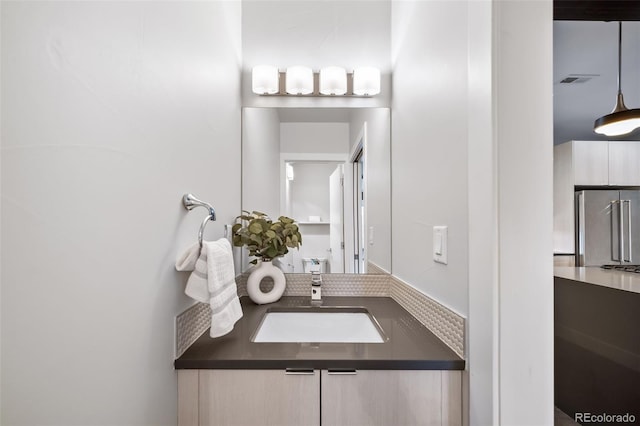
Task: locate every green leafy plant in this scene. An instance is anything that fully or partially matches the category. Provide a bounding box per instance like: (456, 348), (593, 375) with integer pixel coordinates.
(232, 211), (302, 264)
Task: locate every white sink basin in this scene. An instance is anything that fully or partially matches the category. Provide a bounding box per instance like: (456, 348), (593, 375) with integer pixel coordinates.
(252, 307), (386, 343)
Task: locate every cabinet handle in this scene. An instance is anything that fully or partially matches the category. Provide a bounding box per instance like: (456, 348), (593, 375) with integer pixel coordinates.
(285, 368), (315, 375)
(576, 192), (587, 264)
(327, 369), (357, 375)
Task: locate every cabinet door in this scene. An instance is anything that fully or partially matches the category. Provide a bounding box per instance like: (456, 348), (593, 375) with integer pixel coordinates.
(572, 140), (609, 186)
(554, 142), (576, 253)
(199, 369), (319, 426)
(609, 141), (640, 186)
(321, 370), (461, 426)
(178, 370), (199, 426)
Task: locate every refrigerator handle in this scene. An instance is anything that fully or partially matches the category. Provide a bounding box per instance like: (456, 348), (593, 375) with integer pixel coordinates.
(624, 200), (632, 262)
(611, 199), (621, 262)
(576, 191), (586, 265)
(619, 199), (625, 263)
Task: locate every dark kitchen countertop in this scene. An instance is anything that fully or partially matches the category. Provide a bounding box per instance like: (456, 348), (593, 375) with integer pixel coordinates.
(174, 296), (465, 370)
(555, 269), (640, 419)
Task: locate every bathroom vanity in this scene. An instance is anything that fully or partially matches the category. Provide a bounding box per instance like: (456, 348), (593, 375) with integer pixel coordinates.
(175, 296), (464, 426)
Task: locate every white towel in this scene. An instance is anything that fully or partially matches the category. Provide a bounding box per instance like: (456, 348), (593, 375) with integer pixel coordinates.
(175, 238), (243, 338)
(176, 242), (209, 303)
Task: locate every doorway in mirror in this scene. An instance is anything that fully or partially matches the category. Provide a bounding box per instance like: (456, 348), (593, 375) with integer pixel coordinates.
(241, 107), (391, 275)
(283, 160), (347, 273)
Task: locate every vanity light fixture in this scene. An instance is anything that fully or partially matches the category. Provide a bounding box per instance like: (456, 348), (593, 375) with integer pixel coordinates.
(250, 65), (381, 97)
(252, 65), (279, 95)
(594, 22), (640, 137)
(286, 66), (314, 95)
(319, 66), (347, 95)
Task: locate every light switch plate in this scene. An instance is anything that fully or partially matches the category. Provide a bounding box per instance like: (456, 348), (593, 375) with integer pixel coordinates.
(433, 226), (448, 264)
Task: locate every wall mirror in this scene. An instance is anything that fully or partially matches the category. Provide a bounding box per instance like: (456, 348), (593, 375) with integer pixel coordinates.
(241, 107), (391, 274)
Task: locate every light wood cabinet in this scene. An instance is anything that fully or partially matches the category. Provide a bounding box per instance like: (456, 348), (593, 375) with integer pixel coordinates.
(178, 370), (199, 426)
(553, 140), (640, 254)
(178, 369), (462, 426)
(321, 370), (462, 426)
(179, 369), (319, 426)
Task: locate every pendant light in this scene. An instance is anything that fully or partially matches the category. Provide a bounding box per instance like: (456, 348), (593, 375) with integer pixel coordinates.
(594, 22), (640, 137)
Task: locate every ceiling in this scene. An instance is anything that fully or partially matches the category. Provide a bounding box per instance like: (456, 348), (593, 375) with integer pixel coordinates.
(554, 21), (640, 144)
(554, 1), (640, 21)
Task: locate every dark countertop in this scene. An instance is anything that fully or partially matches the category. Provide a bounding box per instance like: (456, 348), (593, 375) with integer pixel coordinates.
(555, 270), (640, 419)
(175, 296), (465, 370)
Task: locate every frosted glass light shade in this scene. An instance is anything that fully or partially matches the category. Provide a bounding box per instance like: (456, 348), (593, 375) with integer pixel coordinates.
(285, 66), (313, 95)
(594, 111), (640, 136)
(319, 66), (347, 95)
(353, 67), (381, 96)
(252, 65), (279, 94)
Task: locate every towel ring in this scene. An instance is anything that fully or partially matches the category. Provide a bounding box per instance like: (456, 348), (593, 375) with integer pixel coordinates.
(198, 214), (215, 249)
(182, 193), (217, 249)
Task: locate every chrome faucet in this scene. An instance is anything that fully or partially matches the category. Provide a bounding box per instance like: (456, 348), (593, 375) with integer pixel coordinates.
(311, 271), (322, 303)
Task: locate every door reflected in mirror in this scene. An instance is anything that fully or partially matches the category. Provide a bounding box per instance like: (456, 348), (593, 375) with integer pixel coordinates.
(242, 107), (391, 274)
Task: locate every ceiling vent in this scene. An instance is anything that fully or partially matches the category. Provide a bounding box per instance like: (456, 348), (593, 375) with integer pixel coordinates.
(559, 74), (599, 84)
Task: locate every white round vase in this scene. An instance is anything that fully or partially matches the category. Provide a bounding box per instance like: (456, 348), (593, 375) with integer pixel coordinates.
(246, 260), (286, 304)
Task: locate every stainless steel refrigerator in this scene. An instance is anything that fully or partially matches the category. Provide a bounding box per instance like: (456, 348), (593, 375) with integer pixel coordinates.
(575, 189), (640, 266)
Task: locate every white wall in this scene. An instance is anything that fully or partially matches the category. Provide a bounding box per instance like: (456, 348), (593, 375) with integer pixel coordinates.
(242, 108), (280, 219)
(280, 123), (349, 154)
(349, 109), (391, 273)
(391, 0), (469, 315)
(466, 1), (497, 424)
(392, 1), (553, 425)
(0, 2), (241, 425)
(493, 2), (554, 424)
(290, 162), (336, 223)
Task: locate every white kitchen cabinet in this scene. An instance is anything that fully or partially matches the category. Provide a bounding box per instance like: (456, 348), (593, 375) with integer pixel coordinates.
(608, 141), (640, 186)
(554, 141), (577, 254)
(178, 369), (462, 426)
(572, 140), (609, 186)
(553, 140), (640, 254)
